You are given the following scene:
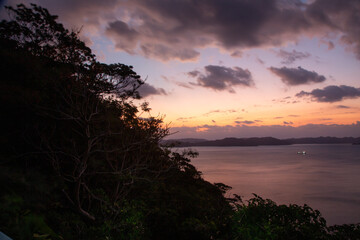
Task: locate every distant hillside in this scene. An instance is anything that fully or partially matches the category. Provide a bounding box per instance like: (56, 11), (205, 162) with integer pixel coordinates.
(286, 137), (360, 144)
(170, 138), (208, 143)
(163, 137), (360, 147)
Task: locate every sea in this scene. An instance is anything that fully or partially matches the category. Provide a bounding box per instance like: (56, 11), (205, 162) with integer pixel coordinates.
(185, 144), (360, 226)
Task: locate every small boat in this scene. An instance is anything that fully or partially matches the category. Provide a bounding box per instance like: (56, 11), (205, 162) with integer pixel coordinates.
(297, 151), (306, 155)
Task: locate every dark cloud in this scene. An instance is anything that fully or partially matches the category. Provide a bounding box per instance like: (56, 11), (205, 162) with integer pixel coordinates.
(283, 121), (293, 125)
(296, 85), (360, 102)
(11, 0), (119, 29)
(116, 0), (360, 60)
(235, 120), (255, 125)
(140, 44), (200, 61)
(112, 0), (313, 60)
(231, 50), (243, 58)
(337, 105), (350, 109)
(276, 49), (311, 64)
(306, 0), (360, 59)
(11, 0), (360, 61)
(138, 83), (167, 97)
(106, 20), (139, 53)
(188, 70), (201, 78)
(189, 65), (254, 93)
(269, 66), (326, 86)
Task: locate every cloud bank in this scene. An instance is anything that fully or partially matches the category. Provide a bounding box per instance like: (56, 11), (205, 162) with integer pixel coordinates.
(14, 0), (360, 61)
(168, 122), (360, 140)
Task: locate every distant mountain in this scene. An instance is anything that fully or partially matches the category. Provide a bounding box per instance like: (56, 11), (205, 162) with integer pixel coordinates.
(286, 137), (360, 144)
(163, 137), (360, 147)
(161, 138), (207, 146)
(171, 138), (208, 143)
(193, 137), (291, 147)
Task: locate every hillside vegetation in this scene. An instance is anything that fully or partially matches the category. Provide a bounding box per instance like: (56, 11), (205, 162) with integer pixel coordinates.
(0, 4), (359, 239)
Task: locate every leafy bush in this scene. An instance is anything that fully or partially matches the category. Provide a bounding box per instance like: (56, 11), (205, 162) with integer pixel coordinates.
(230, 194), (360, 240)
(230, 194), (328, 240)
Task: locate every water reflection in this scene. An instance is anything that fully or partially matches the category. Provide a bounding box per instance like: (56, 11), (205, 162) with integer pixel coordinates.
(189, 144), (360, 225)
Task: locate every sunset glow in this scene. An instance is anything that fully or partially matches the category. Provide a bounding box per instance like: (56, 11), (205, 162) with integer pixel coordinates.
(2, 0), (360, 139)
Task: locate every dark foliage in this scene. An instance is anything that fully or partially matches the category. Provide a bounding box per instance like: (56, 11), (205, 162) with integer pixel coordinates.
(0, 4), (233, 239)
(231, 194), (328, 240)
(230, 194), (360, 240)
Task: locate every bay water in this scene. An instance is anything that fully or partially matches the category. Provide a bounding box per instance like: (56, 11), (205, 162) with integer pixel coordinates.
(188, 144), (360, 225)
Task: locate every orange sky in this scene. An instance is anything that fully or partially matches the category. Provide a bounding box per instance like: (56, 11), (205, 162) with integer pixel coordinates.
(3, 0), (360, 138)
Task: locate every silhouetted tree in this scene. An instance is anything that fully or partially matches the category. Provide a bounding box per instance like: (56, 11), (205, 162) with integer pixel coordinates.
(0, 4), (234, 239)
(0, 3), (169, 222)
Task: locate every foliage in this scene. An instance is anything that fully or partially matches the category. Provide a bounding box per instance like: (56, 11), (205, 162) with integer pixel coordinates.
(327, 224), (360, 240)
(230, 194), (328, 240)
(0, 4), (233, 239)
(0, 168), (63, 240)
(230, 194), (360, 240)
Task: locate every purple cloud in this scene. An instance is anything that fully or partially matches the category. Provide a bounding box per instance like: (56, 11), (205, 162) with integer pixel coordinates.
(11, 0), (360, 60)
(296, 85), (360, 102)
(189, 65), (254, 93)
(235, 120), (255, 125)
(106, 20), (139, 54)
(269, 66), (326, 86)
(138, 83), (167, 97)
(276, 49), (311, 64)
(306, 0), (360, 59)
(336, 105), (350, 109)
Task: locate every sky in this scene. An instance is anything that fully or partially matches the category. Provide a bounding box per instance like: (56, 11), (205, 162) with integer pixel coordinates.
(2, 0), (360, 139)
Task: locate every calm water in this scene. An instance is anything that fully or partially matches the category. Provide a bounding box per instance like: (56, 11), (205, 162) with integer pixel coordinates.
(188, 144), (360, 225)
